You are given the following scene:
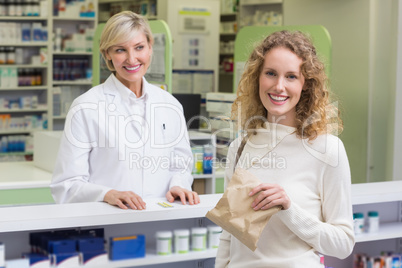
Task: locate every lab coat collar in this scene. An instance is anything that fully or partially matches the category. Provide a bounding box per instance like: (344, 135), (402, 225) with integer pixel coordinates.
(103, 74), (149, 101)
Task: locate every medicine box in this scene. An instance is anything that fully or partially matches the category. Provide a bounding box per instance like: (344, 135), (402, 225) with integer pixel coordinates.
(33, 131), (63, 173)
(109, 235), (145, 261)
(50, 252), (80, 268)
(22, 253), (50, 268)
(48, 240), (76, 254)
(4, 259), (30, 268)
(76, 237), (104, 252)
(0, 243), (4, 268)
(80, 250), (108, 267)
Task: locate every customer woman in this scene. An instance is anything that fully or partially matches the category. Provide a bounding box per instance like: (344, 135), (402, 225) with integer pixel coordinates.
(51, 11), (200, 210)
(215, 30), (355, 267)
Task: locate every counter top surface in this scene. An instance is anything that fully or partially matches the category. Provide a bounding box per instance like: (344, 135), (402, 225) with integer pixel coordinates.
(351, 180), (402, 205)
(0, 194), (223, 233)
(0, 161), (52, 189)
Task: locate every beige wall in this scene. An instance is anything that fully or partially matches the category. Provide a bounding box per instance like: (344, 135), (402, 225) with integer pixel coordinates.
(284, 0), (397, 183)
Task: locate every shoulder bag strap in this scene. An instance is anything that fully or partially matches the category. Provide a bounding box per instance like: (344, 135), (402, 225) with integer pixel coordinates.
(233, 133), (250, 172)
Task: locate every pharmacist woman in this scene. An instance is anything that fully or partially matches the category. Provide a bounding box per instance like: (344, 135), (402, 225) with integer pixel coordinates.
(51, 11), (200, 210)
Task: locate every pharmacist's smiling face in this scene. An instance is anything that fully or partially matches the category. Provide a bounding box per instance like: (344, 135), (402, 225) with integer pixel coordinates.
(106, 32), (152, 94)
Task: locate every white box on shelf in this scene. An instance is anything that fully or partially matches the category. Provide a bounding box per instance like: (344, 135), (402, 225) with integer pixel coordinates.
(0, 243), (4, 268)
(4, 259), (29, 268)
(34, 131), (63, 173)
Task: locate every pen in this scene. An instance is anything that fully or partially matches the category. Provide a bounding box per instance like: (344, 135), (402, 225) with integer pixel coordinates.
(157, 202), (174, 208)
(163, 123), (165, 130)
(157, 202), (168, 208)
(162, 202), (173, 207)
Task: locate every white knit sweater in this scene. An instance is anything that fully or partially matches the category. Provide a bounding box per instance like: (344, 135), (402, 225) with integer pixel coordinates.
(215, 122), (355, 268)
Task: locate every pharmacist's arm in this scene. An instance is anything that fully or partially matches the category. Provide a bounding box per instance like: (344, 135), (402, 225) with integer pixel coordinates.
(50, 103), (111, 204)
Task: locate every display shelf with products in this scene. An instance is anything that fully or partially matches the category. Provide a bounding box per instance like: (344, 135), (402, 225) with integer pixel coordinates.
(238, 0), (283, 28)
(98, 0), (157, 23)
(219, 10), (237, 93)
(0, 4), (53, 153)
(0, 194), (221, 267)
(324, 181), (402, 267)
(50, 0), (98, 131)
(189, 131), (216, 195)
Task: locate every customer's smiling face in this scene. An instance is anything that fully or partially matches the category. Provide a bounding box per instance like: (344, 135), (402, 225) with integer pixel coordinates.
(259, 46), (305, 127)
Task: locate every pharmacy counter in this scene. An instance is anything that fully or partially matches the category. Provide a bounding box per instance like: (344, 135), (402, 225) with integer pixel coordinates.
(0, 194), (222, 267)
(0, 161), (53, 205)
(0, 194), (222, 233)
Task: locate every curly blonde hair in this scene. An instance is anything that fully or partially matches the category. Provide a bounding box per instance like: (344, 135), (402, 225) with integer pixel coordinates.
(232, 30), (342, 140)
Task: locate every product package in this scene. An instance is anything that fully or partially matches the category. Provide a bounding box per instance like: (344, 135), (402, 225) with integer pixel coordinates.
(109, 235), (145, 261)
(206, 168), (281, 251)
(0, 243), (4, 268)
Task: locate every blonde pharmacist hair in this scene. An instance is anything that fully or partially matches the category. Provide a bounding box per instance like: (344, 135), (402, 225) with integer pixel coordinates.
(99, 11), (154, 72)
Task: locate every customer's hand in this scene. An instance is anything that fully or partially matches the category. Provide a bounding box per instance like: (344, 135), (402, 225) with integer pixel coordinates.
(166, 186), (200, 205)
(249, 183), (291, 210)
(104, 189), (146, 210)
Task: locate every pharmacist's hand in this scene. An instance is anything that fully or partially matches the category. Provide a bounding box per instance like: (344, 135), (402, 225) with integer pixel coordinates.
(166, 186), (200, 205)
(249, 183), (291, 210)
(104, 189), (146, 210)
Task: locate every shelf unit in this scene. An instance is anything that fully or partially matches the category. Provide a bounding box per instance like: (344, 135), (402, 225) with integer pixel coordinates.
(0, 194), (222, 267)
(189, 131), (216, 195)
(98, 0), (157, 23)
(0, 13), (51, 158)
(50, 11), (98, 130)
(0, 3), (98, 157)
(325, 181), (402, 267)
(238, 0), (283, 28)
(219, 11), (237, 93)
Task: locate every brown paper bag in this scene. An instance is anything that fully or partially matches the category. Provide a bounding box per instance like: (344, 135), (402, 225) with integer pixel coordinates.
(206, 168), (281, 251)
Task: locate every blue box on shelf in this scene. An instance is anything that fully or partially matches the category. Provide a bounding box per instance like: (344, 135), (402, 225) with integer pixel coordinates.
(76, 237), (104, 252)
(109, 235), (145, 261)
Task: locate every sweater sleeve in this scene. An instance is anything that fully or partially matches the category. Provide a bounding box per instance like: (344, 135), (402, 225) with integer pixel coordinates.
(277, 138), (355, 259)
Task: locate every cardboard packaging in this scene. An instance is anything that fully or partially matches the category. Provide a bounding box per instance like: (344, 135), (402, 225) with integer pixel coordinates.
(109, 235), (145, 261)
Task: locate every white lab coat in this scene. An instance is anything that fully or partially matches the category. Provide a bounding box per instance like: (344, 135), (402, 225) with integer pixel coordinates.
(51, 74), (194, 204)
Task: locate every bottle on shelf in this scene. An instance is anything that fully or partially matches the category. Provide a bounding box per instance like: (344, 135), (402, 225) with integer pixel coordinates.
(191, 146), (203, 174)
(203, 145), (213, 174)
